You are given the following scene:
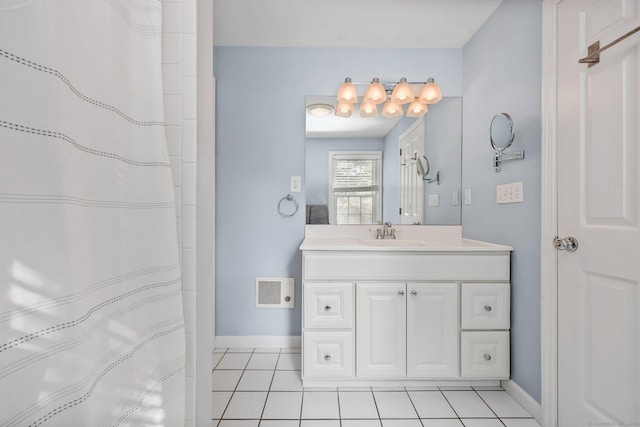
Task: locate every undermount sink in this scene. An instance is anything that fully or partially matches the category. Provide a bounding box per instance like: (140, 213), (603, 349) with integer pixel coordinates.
(357, 239), (427, 246)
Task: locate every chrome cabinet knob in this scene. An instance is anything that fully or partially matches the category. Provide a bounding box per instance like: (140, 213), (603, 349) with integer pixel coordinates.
(411, 290), (418, 296)
(398, 290), (405, 296)
(484, 305), (492, 312)
(324, 354), (331, 361)
(324, 305), (331, 311)
(484, 354), (492, 361)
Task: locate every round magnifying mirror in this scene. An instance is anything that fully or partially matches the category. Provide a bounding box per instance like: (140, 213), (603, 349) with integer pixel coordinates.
(490, 113), (515, 153)
(416, 155), (430, 177)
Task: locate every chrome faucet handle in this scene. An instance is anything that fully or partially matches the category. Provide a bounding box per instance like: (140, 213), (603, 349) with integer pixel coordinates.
(376, 228), (382, 239)
(389, 228), (396, 239)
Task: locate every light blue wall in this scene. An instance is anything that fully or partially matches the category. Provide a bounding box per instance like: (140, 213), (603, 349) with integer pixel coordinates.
(462, 0), (542, 402)
(215, 47), (463, 336)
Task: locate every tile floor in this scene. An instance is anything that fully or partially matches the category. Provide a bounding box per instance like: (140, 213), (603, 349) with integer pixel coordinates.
(212, 348), (540, 427)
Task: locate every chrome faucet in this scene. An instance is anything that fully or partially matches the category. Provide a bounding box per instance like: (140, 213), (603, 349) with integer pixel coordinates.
(376, 221), (396, 239)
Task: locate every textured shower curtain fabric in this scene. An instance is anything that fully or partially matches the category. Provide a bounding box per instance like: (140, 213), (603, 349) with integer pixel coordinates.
(0, 1), (186, 426)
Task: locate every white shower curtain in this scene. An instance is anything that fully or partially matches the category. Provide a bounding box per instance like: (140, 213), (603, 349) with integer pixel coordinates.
(0, 1), (185, 426)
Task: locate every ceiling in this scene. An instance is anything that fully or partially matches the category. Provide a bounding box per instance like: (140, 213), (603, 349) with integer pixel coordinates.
(213, 0), (503, 49)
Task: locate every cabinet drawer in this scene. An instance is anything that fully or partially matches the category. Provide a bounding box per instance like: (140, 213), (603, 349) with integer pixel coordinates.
(303, 331), (354, 378)
(304, 282), (353, 329)
(461, 283), (510, 330)
(460, 331), (510, 379)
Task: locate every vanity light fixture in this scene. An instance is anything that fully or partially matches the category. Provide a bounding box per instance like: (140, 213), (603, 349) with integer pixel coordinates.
(359, 102), (378, 118)
(407, 98), (428, 118)
(363, 78), (387, 105)
(335, 102), (354, 118)
(337, 77), (358, 104)
(381, 100), (403, 118)
(336, 77), (442, 118)
(306, 103), (335, 117)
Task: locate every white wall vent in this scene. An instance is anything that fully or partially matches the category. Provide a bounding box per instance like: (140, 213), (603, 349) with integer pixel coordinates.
(255, 278), (294, 308)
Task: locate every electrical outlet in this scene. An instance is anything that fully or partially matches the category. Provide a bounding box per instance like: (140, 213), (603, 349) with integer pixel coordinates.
(428, 194), (440, 207)
(496, 181), (524, 204)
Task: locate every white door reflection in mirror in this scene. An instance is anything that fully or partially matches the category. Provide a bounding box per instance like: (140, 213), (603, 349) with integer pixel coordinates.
(399, 119), (425, 224)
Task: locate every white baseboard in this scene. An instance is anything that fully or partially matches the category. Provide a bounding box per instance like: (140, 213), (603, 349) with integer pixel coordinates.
(214, 335), (301, 349)
(501, 379), (542, 423)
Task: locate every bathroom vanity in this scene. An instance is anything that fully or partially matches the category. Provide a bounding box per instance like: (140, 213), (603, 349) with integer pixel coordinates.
(299, 225), (512, 387)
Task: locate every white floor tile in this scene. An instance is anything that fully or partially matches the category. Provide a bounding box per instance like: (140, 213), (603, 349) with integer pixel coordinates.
(442, 391), (495, 418)
(500, 419), (541, 427)
(236, 370), (274, 391)
(339, 391), (379, 419)
(408, 391), (457, 418)
(405, 385), (439, 391)
(246, 353), (280, 370)
(339, 387), (372, 392)
(270, 370), (303, 391)
(341, 421), (382, 427)
(254, 348), (280, 353)
(301, 420), (341, 427)
(304, 386), (337, 391)
(259, 421), (298, 427)
(373, 391), (419, 419)
(213, 353), (224, 368)
(457, 419), (503, 427)
(262, 391), (303, 419)
(228, 348), (254, 353)
(282, 347), (301, 353)
(217, 353), (252, 370)
(218, 421), (260, 427)
(373, 386), (405, 391)
(213, 348), (228, 353)
(302, 391), (340, 419)
(276, 353), (302, 370)
(212, 392), (232, 419)
(421, 420), (464, 427)
(381, 420), (423, 427)
(476, 391), (530, 418)
(212, 370), (243, 391)
(223, 392), (268, 419)
(439, 386), (474, 391)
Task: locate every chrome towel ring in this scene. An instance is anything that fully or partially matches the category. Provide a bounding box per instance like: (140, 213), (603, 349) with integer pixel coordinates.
(278, 194), (299, 217)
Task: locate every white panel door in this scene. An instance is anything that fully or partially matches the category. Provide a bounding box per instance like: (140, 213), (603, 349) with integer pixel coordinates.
(356, 282), (406, 378)
(399, 118), (425, 224)
(407, 283), (459, 378)
(557, 1), (640, 425)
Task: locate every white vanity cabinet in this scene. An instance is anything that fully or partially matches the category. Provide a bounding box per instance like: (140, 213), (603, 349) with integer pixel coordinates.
(356, 282), (458, 378)
(300, 230), (512, 386)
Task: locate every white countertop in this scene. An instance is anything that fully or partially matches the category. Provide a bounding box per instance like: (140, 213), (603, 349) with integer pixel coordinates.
(299, 225), (512, 252)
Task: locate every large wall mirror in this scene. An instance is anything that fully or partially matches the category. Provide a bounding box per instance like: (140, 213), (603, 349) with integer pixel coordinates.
(305, 96), (462, 225)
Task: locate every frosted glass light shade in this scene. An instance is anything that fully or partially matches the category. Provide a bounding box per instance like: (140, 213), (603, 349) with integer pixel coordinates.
(418, 78), (442, 104)
(382, 100), (402, 118)
(335, 102), (354, 118)
(363, 78), (386, 105)
(407, 99), (427, 117)
(337, 78), (358, 104)
(359, 102), (378, 118)
(391, 78), (413, 105)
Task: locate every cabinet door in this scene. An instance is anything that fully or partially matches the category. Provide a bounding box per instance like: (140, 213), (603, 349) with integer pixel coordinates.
(407, 282), (459, 378)
(356, 282), (406, 378)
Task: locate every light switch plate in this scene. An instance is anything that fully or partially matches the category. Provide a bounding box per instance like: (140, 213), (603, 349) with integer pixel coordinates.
(290, 176), (301, 193)
(464, 189), (472, 205)
(496, 181), (523, 204)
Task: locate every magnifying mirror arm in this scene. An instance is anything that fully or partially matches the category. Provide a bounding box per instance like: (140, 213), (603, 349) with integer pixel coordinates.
(424, 170), (440, 185)
(493, 149), (525, 172)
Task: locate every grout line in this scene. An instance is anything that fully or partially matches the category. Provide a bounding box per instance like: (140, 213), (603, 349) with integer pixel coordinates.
(473, 388), (502, 419)
(438, 387), (463, 424)
(404, 386), (425, 426)
(370, 387), (383, 422)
